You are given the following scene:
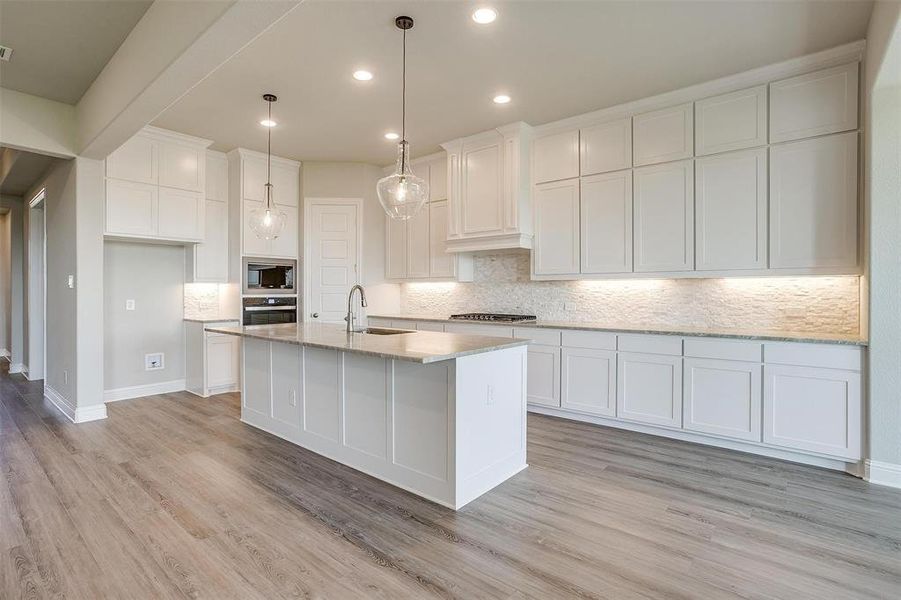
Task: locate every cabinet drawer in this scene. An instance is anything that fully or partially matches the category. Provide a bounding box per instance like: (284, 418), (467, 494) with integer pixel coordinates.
(514, 328), (561, 345)
(444, 323), (513, 338)
(561, 330), (616, 350)
(684, 338), (761, 362)
(763, 342), (861, 371)
(617, 334), (682, 356)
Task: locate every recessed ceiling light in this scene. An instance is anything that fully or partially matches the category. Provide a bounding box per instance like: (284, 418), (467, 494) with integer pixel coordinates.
(472, 8), (497, 24)
(260, 119), (277, 127)
(353, 70), (373, 81)
(384, 132), (400, 140)
(493, 94), (511, 104)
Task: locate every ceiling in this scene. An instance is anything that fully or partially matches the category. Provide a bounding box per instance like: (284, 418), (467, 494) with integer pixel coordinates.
(0, 147), (58, 197)
(0, 0), (152, 104)
(155, 0), (873, 165)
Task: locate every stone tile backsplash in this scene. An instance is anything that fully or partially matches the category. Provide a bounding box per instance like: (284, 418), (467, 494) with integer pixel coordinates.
(400, 252), (860, 334)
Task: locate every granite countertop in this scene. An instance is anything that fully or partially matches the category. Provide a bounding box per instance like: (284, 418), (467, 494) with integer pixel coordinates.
(207, 322), (530, 363)
(369, 314), (868, 346)
(184, 316), (241, 323)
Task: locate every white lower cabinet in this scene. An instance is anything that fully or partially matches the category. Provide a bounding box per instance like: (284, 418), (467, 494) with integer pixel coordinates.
(763, 364), (861, 459)
(186, 322), (241, 398)
(526, 344), (561, 408)
(207, 333), (240, 390)
(561, 347), (616, 416)
(616, 352), (683, 428)
(683, 358), (762, 442)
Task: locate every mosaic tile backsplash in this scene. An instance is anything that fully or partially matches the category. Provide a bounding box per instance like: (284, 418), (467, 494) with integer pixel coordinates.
(400, 252), (860, 334)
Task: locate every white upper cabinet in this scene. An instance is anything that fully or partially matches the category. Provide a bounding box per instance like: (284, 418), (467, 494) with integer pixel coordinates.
(769, 62), (859, 143)
(269, 205), (299, 258)
(191, 198), (229, 282)
(580, 170), (632, 274)
(429, 201), (455, 278)
(441, 122), (533, 252)
(385, 214), (407, 280)
(106, 134), (157, 184)
(769, 132), (858, 269)
(204, 151), (228, 202)
(104, 127), (210, 243)
(695, 85), (767, 156)
(533, 179), (580, 275)
(407, 202), (431, 278)
(580, 117), (632, 175)
(633, 103), (694, 167)
(427, 156), (447, 202)
(695, 148), (767, 271)
(532, 129), (579, 184)
(633, 160), (694, 272)
(242, 156), (267, 202)
(159, 141), (204, 191)
(271, 163), (300, 207)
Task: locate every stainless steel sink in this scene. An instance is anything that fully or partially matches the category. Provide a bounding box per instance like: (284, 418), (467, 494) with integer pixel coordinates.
(359, 327), (416, 336)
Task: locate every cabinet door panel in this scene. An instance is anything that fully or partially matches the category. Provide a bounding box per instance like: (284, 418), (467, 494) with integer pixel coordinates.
(770, 62), (858, 143)
(242, 156), (267, 202)
(684, 358), (761, 442)
(763, 364), (860, 459)
(695, 85), (767, 156)
(633, 160), (694, 272)
(527, 344), (561, 408)
(769, 132), (857, 269)
(105, 179), (157, 236)
(533, 179), (580, 275)
(205, 152), (228, 202)
(695, 148), (767, 270)
(243, 199), (270, 256)
(385, 214), (407, 279)
(207, 334), (239, 388)
(561, 347), (616, 416)
(633, 103), (693, 166)
(461, 141), (503, 234)
(407, 203), (430, 278)
(533, 130), (580, 183)
(271, 163), (299, 207)
(429, 201), (455, 278)
(581, 170), (632, 274)
(106, 134), (156, 184)
(428, 157), (447, 201)
(159, 142), (203, 192)
(617, 352), (682, 428)
(269, 204), (298, 258)
(194, 200), (229, 281)
(580, 118), (632, 175)
(158, 187), (203, 240)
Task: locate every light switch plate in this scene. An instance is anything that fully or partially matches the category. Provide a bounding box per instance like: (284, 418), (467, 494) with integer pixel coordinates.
(67, 275), (74, 289)
(125, 299), (136, 311)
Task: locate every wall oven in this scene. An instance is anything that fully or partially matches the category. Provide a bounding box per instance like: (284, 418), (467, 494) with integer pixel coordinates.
(242, 296), (297, 326)
(243, 257), (297, 295)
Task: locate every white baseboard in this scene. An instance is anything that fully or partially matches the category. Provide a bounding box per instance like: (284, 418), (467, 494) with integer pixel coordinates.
(0, 349), (9, 359)
(104, 379), (186, 403)
(43, 385), (107, 423)
(865, 460), (901, 489)
(9, 363), (25, 374)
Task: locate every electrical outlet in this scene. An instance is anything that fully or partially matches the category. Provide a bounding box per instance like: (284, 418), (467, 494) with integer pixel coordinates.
(67, 275), (75, 289)
(63, 370), (68, 384)
(486, 384), (495, 406)
(288, 390), (296, 407)
(145, 353), (164, 371)
(125, 299), (136, 311)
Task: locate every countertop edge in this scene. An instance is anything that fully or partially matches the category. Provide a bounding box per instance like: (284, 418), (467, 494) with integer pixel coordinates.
(369, 315), (868, 346)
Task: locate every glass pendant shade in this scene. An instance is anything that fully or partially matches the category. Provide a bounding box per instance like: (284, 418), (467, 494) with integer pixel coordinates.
(248, 183), (287, 240)
(377, 141), (429, 220)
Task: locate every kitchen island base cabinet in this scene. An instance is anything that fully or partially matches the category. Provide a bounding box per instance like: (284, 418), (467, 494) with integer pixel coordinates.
(239, 338), (528, 510)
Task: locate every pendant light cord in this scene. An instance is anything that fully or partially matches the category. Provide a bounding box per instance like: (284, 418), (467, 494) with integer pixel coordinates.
(401, 26), (407, 167)
(267, 99), (272, 208)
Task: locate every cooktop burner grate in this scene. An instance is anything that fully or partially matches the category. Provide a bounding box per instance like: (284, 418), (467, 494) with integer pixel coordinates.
(449, 313), (537, 323)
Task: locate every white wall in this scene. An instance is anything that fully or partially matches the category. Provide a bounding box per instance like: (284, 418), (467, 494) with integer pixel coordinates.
(0, 211), (9, 357)
(0, 88), (76, 158)
(865, 1), (901, 469)
(400, 252), (861, 334)
(0, 195), (25, 369)
(301, 162), (400, 314)
(104, 241), (186, 392)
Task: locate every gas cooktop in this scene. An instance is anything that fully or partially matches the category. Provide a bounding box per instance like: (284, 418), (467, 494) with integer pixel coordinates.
(449, 313), (537, 323)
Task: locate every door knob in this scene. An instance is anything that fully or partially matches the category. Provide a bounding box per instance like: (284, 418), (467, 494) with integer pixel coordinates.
(311, 312), (319, 318)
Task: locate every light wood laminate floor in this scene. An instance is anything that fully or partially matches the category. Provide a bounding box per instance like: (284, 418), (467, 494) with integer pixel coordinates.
(2, 364), (900, 599)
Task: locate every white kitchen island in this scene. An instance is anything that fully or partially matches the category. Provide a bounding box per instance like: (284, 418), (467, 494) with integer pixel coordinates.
(208, 322), (530, 509)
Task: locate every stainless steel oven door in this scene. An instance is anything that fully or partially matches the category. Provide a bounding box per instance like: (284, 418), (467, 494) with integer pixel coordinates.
(242, 305), (297, 325)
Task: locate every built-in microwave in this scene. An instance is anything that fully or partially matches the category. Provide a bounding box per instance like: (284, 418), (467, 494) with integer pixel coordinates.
(243, 257), (297, 295)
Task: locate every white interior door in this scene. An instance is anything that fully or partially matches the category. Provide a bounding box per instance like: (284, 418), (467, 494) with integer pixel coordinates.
(307, 201), (360, 323)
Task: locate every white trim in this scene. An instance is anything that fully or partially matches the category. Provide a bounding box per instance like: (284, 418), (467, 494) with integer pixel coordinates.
(865, 460), (901, 489)
(0, 349), (9, 359)
(104, 379), (186, 402)
(44, 385), (109, 423)
(532, 40), (866, 136)
(141, 125), (213, 149)
(231, 146), (301, 168)
(303, 197), (364, 323)
(8, 363), (25, 374)
(529, 404), (860, 475)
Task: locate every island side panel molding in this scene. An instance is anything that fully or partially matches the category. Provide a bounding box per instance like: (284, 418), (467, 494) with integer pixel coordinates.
(455, 345), (529, 508)
(242, 338), (271, 422)
(303, 347), (341, 443)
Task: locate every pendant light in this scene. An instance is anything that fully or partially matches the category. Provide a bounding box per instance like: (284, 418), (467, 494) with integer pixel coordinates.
(377, 16), (429, 220)
(248, 93), (287, 240)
